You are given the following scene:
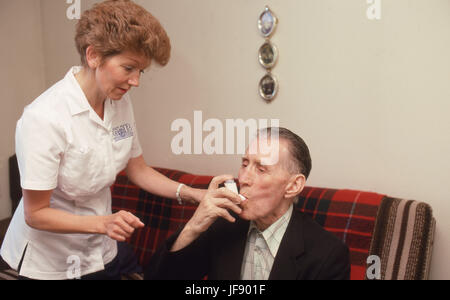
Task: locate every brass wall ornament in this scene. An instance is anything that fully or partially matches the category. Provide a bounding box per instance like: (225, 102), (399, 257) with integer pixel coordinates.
(258, 6), (278, 38)
(258, 6), (279, 102)
(258, 41), (278, 69)
(259, 72), (278, 101)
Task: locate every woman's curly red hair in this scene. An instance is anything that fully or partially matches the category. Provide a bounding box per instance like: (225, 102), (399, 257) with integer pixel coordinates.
(75, 0), (171, 66)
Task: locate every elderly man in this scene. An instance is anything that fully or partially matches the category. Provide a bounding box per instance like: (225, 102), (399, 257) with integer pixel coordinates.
(145, 128), (350, 280)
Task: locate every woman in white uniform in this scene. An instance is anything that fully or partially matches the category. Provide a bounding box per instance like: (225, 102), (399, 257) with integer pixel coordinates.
(0, 0), (205, 280)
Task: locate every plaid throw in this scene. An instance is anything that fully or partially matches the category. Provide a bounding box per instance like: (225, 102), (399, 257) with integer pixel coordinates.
(297, 187), (384, 280)
(111, 168), (211, 267)
(111, 168), (435, 280)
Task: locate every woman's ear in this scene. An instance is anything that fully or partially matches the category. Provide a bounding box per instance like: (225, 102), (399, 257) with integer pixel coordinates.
(284, 174), (306, 199)
(85, 45), (101, 69)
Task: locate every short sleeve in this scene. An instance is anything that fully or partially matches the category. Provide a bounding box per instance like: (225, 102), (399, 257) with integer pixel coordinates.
(130, 121), (143, 158)
(15, 108), (66, 190)
(126, 96), (143, 158)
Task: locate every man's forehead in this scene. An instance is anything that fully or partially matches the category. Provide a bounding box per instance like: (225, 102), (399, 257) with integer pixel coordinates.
(245, 137), (289, 166)
(246, 136), (286, 152)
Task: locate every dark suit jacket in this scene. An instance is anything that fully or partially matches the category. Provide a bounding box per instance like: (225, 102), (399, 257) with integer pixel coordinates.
(145, 210), (350, 280)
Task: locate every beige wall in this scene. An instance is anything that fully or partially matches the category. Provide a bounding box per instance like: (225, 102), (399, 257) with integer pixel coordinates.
(1, 0), (449, 279)
(0, 0), (46, 219)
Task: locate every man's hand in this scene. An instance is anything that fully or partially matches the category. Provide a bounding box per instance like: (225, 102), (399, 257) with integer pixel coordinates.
(171, 175), (242, 252)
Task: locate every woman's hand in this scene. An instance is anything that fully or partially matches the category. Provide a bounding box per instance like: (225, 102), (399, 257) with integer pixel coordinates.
(181, 186), (208, 205)
(23, 189), (144, 240)
(100, 211), (145, 242)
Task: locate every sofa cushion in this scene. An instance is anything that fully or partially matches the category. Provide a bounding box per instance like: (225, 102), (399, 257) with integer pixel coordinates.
(368, 197), (435, 280)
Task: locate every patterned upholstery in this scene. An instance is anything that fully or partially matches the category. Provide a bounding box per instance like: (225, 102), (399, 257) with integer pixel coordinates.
(111, 168), (435, 280)
(368, 198), (435, 280)
(111, 168), (205, 268)
(297, 187), (384, 280)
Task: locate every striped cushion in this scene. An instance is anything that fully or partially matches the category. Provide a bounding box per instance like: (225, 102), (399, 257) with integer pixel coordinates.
(368, 198), (435, 280)
(111, 168), (435, 280)
(0, 268), (18, 281)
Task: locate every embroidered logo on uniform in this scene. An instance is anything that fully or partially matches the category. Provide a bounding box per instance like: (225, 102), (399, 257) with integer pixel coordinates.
(112, 123), (134, 142)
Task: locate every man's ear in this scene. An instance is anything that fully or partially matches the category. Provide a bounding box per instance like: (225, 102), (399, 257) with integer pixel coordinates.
(85, 45), (101, 69)
(285, 174), (306, 199)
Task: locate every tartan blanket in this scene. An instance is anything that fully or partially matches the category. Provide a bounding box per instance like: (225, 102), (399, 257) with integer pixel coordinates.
(297, 187), (383, 280)
(111, 168), (435, 280)
(112, 168), (203, 268)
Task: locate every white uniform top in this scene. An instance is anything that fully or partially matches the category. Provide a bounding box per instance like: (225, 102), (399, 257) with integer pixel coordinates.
(0, 66), (143, 279)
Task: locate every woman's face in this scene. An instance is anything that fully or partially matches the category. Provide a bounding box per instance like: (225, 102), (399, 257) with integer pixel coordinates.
(94, 51), (150, 100)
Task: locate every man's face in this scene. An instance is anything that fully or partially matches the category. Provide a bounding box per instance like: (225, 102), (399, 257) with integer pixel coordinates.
(238, 137), (295, 227)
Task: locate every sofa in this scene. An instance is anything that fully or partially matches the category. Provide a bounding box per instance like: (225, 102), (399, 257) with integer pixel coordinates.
(111, 167), (435, 280)
(0, 157), (436, 280)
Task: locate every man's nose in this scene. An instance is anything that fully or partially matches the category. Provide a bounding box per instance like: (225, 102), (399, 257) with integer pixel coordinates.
(238, 168), (252, 186)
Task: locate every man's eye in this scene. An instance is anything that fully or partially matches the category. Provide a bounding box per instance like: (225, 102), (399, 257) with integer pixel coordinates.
(123, 66), (133, 71)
